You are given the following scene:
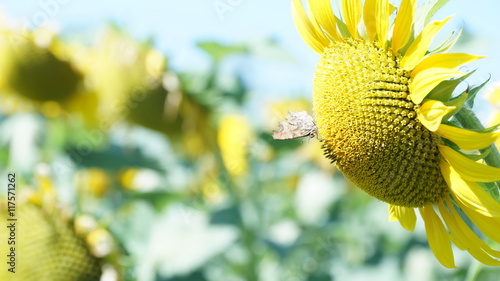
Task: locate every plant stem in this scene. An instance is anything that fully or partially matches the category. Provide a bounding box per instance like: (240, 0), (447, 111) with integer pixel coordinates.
(464, 260), (482, 281)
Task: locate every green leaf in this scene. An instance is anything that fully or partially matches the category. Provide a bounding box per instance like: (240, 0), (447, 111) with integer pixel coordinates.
(465, 76), (490, 108)
(425, 71), (475, 102)
(463, 147), (491, 161)
(424, 0), (451, 25)
(197, 41), (248, 62)
(427, 28), (463, 55)
(335, 15), (351, 38)
(480, 123), (500, 133)
(443, 90), (468, 121)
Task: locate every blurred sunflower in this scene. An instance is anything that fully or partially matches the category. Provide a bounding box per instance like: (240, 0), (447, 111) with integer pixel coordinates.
(217, 114), (253, 178)
(82, 27), (215, 157)
(0, 172), (104, 281)
(81, 27), (165, 124)
(292, 0), (500, 267)
(0, 26), (95, 119)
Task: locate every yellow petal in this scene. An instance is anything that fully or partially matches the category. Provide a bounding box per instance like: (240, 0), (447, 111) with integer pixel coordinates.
(438, 198), (500, 252)
(292, 0), (330, 53)
(409, 68), (462, 104)
(419, 206), (457, 268)
(410, 53), (481, 103)
(439, 145), (500, 182)
(375, 0), (390, 44)
(412, 53), (484, 78)
(391, 0), (416, 54)
(309, 0), (342, 41)
(438, 201), (500, 265)
(388, 2), (397, 15)
(363, 0), (377, 41)
(306, 1), (327, 42)
(458, 201), (500, 244)
(342, 0), (362, 39)
(416, 100), (455, 131)
(440, 160), (500, 217)
(400, 16), (452, 71)
(388, 204), (417, 231)
(435, 124), (500, 151)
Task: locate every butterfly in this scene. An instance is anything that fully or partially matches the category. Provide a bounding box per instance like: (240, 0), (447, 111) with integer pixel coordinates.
(272, 111), (317, 140)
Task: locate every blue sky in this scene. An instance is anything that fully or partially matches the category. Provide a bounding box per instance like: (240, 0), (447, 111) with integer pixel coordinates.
(1, 0), (499, 121)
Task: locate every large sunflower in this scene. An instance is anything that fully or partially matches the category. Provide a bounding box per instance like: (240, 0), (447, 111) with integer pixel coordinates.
(292, 0), (500, 268)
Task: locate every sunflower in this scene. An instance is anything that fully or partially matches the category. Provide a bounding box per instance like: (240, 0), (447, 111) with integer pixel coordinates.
(292, 0), (500, 268)
(81, 27), (215, 157)
(0, 25), (102, 125)
(81, 27), (166, 124)
(0, 27), (88, 115)
(0, 173), (103, 281)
